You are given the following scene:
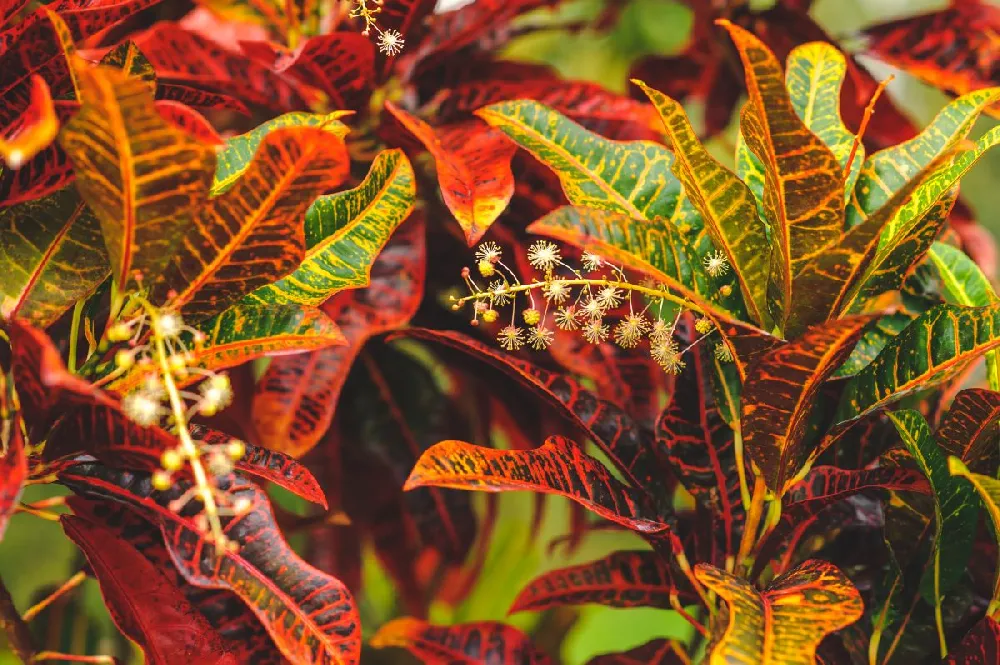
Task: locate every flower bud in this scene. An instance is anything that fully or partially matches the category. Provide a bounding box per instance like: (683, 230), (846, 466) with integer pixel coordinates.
(227, 439), (246, 460)
(115, 350), (135, 370)
(478, 259), (496, 277)
(108, 322), (131, 342)
(161, 449), (183, 472)
(482, 309), (499, 324)
(152, 470), (172, 491)
(522, 308), (541, 326)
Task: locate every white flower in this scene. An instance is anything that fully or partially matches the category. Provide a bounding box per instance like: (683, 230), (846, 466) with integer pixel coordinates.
(649, 318), (673, 345)
(554, 306), (580, 330)
(498, 325), (524, 350)
(582, 251), (604, 272)
(543, 279), (571, 303)
(377, 29), (404, 56)
(582, 320), (609, 345)
(488, 279), (511, 305)
(527, 240), (561, 271)
(651, 339), (685, 375)
(157, 312), (183, 338)
(703, 250), (730, 277)
(597, 285), (622, 309)
(614, 313), (650, 348)
(580, 296), (606, 320)
(528, 326), (555, 350)
(123, 390), (164, 427)
(476, 241), (502, 264)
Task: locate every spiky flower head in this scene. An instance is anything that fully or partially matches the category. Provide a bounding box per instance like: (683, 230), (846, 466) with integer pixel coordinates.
(582, 320), (610, 345)
(528, 326), (555, 350)
(597, 285), (622, 309)
(122, 390), (165, 427)
(488, 279), (511, 305)
(650, 318), (674, 345)
(543, 279), (571, 304)
(580, 296), (606, 320)
(377, 29), (404, 56)
(555, 305), (580, 331)
(582, 251), (604, 272)
(614, 313), (650, 348)
(695, 317), (714, 335)
(703, 250), (730, 277)
(714, 343), (734, 363)
(476, 241), (502, 264)
(527, 240), (561, 271)
(498, 325), (524, 351)
(651, 338), (685, 375)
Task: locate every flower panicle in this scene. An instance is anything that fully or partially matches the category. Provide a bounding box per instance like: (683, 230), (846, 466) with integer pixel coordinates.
(351, 0), (404, 55)
(452, 240), (738, 375)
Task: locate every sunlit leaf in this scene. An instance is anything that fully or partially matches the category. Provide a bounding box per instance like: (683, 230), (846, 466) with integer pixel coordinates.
(742, 316), (872, 494)
(372, 618), (553, 664)
(60, 64), (215, 289)
(150, 125), (349, 320)
(938, 389), (1000, 474)
(388, 104), (514, 245)
(889, 410), (978, 655)
(720, 20), (844, 332)
(695, 559), (863, 664)
(0, 187), (109, 328)
(0, 75), (57, 168)
(243, 148), (415, 306)
(633, 80), (771, 327)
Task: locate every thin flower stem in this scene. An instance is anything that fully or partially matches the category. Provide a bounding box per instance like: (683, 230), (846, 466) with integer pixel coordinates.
(458, 278), (703, 314)
(22, 572), (86, 622)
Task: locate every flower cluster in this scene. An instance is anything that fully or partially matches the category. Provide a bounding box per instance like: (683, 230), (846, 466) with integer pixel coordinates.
(453, 240), (734, 375)
(351, 0), (404, 55)
(106, 301), (248, 551)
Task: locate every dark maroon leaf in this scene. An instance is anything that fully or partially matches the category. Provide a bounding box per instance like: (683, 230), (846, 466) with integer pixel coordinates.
(937, 388), (1000, 473)
(0, 413), (26, 541)
(266, 32), (375, 110)
(947, 616), (1000, 664)
(587, 640), (685, 664)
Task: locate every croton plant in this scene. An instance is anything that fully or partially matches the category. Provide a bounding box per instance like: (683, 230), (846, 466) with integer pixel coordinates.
(2, 0), (1000, 664)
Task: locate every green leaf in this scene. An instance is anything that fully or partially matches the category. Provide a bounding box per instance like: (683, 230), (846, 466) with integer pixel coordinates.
(888, 411), (977, 657)
(839, 303), (1000, 421)
(99, 41), (155, 90)
(0, 188), (109, 328)
(243, 149), (415, 307)
(833, 312), (914, 378)
(949, 457), (1000, 615)
(847, 87), (1000, 228)
(786, 42), (861, 198)
(211, 111), (351, 195)
(634, 80), (771, 328)
(927, 241), (1000, 390)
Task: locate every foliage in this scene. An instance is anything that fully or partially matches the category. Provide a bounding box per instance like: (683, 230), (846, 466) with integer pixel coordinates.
(1, 1), (1000, 664)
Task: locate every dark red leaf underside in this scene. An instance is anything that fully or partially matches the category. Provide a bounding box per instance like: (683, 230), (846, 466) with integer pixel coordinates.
(937, 388), (1000, 473)
(268, 32), (374, 110)
(947, 616), (1000, 664)
(0, 417), (26, 541)
(373, 618), (554, 664)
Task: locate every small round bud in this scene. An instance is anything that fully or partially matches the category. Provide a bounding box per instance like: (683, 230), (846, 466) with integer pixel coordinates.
(115, 350), (135, 370)
(461, 266), (471, 278)
(522, 308), (542, 326)
(161, 449), (183, 472)
(482, 309), (499, 324)
(208, 451), (232, 476)
(108, 322), (131, 342)
(478, 259), (496, 277)
(227, 439), (246, 460)
(451, 303), (461, 311)
(470, 319), (480, 326)
(168, 354), (187, 373)
(695, 317), (713, 335)
(152, 470), (172, 491)
(233, 497), (253, 515)
(719, 284), (733, 297)
(200, 402), (218, 417)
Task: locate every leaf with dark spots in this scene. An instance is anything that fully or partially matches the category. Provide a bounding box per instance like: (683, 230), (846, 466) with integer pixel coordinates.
(509, 550), (694, 614)
(155, 83), (249, 115)
(154, 100), (222, 145)
(392, 328), (670, 512)
(387, 104), (515, 245)
(60, 464), (362, 665)
(783, 464), (930, 506)
(741, 315), (873, 495)
(252, 215), (425, 457)
(586, 640), (686, 665)
(267, 33), (374, 110)
(937, 389), (1000, 474)
(61, 515), (240, 665)
(372, 618), (553, 664)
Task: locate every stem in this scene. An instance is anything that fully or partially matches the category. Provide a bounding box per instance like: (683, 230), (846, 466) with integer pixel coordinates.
(0, 575), (36, 663)
(32, 653), (116, 664)
(733, 424), (751, 511)
(736, 476), (767, 577)
(68, 300), (84, 373)
(459, 278), (705, 315)
(22, 572), (86, 622)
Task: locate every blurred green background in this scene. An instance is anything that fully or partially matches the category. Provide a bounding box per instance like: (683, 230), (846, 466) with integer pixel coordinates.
(3, 0), (999, 663)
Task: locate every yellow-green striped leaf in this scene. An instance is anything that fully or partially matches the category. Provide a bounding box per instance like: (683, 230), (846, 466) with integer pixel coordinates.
(99, 41), (155, 90)
(211, 111), (351, 195)
(949, 457), (1000, 615)
(0, 188), (109, 328)
(634, 80), (771, 328)
(60, 65), (216, 289)
(244, 149), (415, 307)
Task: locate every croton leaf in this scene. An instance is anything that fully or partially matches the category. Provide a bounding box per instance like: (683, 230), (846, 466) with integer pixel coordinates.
(0, 75), (57, 168)
(387, 104), (514, 245)
(586, 640), (685, 665)
(633, 80), (771, 327)
(268, 33), (375, 111)
(0, 413), (26, 542)
(695, 559), (863, 664)
(99, 40), (156, 89)
(949, 458), (1000, 616)
(405, 436), (666, 533)
(864, 2), (1000, 112)
(720, 20), (844, 332)
(785, 42), (861, 197)
(509, 550), (690, 614)
(60, 464), (361, 665)
(243, 148), (415, 306)
(251, 215), (425, 457)
(742, 315), (872, 495)
(61, 515), (240, 665)
(946, 616), (1000, 664)
(371, 618), (553, 664)
(783, 464), (930, 506)
(154, 100), (223, 146)
(211, 111), (351, 195)
(938, 389), (1000, 474)
(156, 83), (250, 115)
(150, 125), (349, 320)
(0, 187), (109, 328)
(60, 63), (216, 290)
(839, 303), (1000, 420)
(889, 410), (978, 653)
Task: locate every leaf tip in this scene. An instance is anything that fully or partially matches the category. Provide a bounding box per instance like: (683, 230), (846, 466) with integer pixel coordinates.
(948, 456), (970, 478)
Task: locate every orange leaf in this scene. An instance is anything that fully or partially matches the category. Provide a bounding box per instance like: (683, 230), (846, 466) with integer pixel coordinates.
(0, 76), (57, 169)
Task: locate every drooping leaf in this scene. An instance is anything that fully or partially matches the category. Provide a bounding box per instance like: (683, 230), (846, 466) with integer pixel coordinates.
(211, 111), (351, 195)
(785, 42), (861, 197)
(61, 515), (240, 665)
(60, 63), (216, 290)
(243, 149), (415, 306)
(946, 616), (1000, 664)
(509, 550), (689, 614)
(783, 464), (930, 506)
(586, 640), (685, 665)
(937, 389), (1000, 474)
(371, 618), (553, 664)
(388, 104), (514, 245)
(150, 125), (349, 320)
(405, 436), (665, 533)
(0, 75), (57, 168)
(889, 410), (978, 655)
(633, 80), (771, 327)
(0, 413), (25, 542)
(839, 303), (1000, 420)
(0, 187), (109, 328)
(695, 559), (863, 664)
(251, 216), (425, 457)
(742, 316), (872, 494)
(61, 464), (362, 665)
(720, 20), (844, 332)
(268, 33), (375, 110)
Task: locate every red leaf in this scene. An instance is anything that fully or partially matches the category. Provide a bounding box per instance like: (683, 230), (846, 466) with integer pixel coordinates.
(61, 464), (362, 665)
(372, 618), (553, 664)
(252, 215), (426, 457)
(155, 83), (250, 114)
(387, 104), (515, 245)
(509, 550), (693, 614)
(154, 100), (223, 145)
(0, 415), (26, 542)
(373, 0), (437, 76)
(947, 616), (1000, 664)
(587, 640), (686, 665)
(61, 515), (240, 665)
(937, 388), (1000, 473)
(266, 33), (375, 110)
(783, 464), (931, 505)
